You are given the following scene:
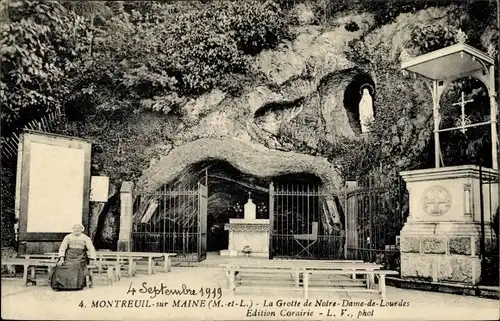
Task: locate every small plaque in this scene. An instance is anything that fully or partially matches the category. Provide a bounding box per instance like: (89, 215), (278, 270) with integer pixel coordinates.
(421, 185), (452, 216)
(90, 176), (110, 202)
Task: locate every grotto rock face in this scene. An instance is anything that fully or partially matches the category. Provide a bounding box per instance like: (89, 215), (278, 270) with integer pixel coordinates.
(173, 14), (376, 152)
(138, 7), (455, 188)
(137, 138), (342, 197)
(183, 89), (226, 123)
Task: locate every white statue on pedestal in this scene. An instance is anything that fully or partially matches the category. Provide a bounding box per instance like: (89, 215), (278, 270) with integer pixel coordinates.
(358, 84), (374, 134)
(243, 191), (256, 221)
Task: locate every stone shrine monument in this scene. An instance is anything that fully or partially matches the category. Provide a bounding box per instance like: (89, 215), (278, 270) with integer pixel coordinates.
(400, 166), (498, 283)
(220, 193), (270, 257)
(400, 38), (498, 284)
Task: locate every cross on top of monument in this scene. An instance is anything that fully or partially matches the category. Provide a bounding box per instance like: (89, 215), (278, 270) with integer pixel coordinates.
(452, 91), (474, 134)
(454, 29), (468, 44)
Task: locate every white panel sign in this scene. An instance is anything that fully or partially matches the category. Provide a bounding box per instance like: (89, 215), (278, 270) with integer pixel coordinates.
(26, 142), (85, 233)
(90, 176), (110, 202)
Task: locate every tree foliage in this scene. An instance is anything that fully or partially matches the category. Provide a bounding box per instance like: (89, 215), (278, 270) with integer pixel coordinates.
(1, 0), (291, 131)
(67, 0), (291, 118)
(1, 163), (16, 247)
(0, 0), (90, 135)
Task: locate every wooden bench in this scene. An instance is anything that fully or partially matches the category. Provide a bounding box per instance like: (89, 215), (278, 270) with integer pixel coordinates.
(302, 269), (399, 300)
(224, 260), (374, 284)
(130, 252), (177, 274)
(86, 261), (121, 285)
(225, 260), (379, 286)
(96, 253), (154, 277)
(225, 261), (396, 300)
(94, 252), (177, 276)
(46, 252), (139, 278)
(42, 252), (122, 282)
(93, 259), (122, 282)
(1, 258), (97, 287)
(46, 251), (177, 277)
(21, 254), (59, 260)
(227, 265), (300, 294)
(19, 254), (60, 277)
(300, 261), (383, 284)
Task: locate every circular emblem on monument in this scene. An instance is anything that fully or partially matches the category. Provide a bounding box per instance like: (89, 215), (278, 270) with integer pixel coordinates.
(421, 185), (452, 216)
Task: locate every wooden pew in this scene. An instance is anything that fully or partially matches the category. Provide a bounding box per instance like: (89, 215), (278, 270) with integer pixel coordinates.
(96, 253), (152, 277)
(46, 252), (135, 278)
(93, 252), (177, 276)
(87, 261), (120, 285)
(93, 259), (122, 282)
(227, 265), (299, 294)
(302, 269), (399, 300)
(42, 252), (122, 282)
(47, 251), (177, 276)
(224, 260), (379, 287)
(224, 260), (396, 300)
(1, 258), (97, 287)
(1, 258), (55, 286)
(20, 254), (60, 277)
(123, 252), (177, 274)
(21, 254), (59, 260)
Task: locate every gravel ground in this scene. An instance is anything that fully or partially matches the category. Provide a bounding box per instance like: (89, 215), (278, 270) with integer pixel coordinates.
(2, 267), (499, 321)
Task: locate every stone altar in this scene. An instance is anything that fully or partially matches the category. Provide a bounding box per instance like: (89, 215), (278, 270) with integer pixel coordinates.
(399, 165), (498, 284)
(220, 194), (270, 257)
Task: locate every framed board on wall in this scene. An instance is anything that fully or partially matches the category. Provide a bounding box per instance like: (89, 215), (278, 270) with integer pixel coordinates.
(15, 130), (92, 244)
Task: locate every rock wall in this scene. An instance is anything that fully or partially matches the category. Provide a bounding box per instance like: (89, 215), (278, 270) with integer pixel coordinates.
(137, 138), (342, 197)
(162, 6), (455, 158)
(137, 6), (457, 189)
(172, 13), (378, 153)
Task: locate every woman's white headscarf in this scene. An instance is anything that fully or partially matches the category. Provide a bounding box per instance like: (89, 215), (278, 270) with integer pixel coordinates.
(72, 223), (85, 231)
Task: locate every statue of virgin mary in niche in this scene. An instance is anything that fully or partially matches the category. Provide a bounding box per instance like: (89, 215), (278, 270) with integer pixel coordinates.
(358, 84), (375, 134)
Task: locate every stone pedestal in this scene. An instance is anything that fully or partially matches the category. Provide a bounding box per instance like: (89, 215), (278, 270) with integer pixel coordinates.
(220, 196), (270, 257)
(118, 181), (134, 252)
(400, 165), (498, 284)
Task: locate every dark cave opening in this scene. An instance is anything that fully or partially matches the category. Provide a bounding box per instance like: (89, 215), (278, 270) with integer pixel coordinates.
(163, 159), (325, 252)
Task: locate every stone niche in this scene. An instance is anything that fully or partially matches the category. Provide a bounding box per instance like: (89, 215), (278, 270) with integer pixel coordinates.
(399, 165), (498, 284)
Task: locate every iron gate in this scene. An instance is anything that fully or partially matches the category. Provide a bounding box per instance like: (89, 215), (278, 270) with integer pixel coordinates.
(345, 176), (407, 271)
(269, 182), (344, 259)
(197, 183), (208, 261)
(478, 166), (499, 286)
(132, 182), (208, 262)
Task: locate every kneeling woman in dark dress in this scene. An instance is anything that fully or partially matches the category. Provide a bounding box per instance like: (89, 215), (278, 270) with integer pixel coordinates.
(51, 223), (97, 291)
